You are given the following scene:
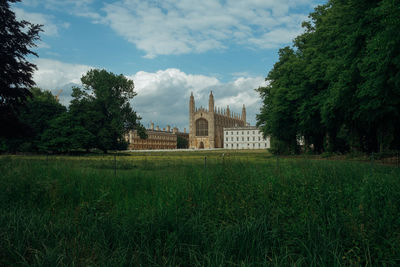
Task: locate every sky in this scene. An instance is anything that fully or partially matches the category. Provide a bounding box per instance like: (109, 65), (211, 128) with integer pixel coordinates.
(13, 0), (323, 131)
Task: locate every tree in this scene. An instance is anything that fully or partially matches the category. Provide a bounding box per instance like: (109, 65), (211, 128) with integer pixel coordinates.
(177, 135), (188, 149)
(20, 88), (66, 150)
(0, 87), (66, 152)
(40, 112), (95, 153)
(0, 0), (42, 138)
(257, 0), (400, 154)
(70, 69), (145, 153)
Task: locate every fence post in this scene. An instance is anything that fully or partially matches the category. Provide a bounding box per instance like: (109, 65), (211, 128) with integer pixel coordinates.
(114, 154), (117, 176)
(276, 152), (280, 176)
(370, 152), (374, 174)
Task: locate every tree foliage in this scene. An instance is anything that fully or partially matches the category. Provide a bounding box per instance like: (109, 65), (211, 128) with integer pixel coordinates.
(177, 136), (188, 149)
(0, 0), (42, 137)
(257, 0), (400, 154)
(70, 69), (145, 153)
(0, 88), (66, 152)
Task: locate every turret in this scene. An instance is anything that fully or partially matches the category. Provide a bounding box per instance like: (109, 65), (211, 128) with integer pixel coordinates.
(242, 104), (246, 123)
(189, 92), (195, 115)
(209, 91), (214, 113)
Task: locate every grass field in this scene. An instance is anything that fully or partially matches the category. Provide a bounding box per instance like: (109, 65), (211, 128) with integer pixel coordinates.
(1, 150), (399, 266)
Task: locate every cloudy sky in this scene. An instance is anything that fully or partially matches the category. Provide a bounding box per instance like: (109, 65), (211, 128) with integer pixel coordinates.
(14, 0), (323, 130)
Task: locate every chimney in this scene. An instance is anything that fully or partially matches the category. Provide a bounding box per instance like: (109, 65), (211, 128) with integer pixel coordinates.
(167, 125), (170, 132)
(156, 125), (159, 131)
(151, 122), (154, 130)
(184, 128), (186, 133)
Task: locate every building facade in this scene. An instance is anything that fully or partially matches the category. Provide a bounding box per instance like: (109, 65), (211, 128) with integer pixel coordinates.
(126, 123), (188, 150)
(189, 91), (246, 149)
(223, 126), (270, 149)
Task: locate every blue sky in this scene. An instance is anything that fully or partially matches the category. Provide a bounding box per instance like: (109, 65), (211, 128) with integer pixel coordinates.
(13, 0), (323, 130)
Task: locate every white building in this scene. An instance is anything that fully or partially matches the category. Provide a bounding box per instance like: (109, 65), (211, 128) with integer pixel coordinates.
(223, 126), (270, 149)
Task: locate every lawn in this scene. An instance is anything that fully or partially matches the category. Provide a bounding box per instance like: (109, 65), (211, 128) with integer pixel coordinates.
(1, 151), (399, 266)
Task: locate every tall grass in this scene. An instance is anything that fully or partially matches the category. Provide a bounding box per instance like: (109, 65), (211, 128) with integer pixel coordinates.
(1, 154), (399, 266)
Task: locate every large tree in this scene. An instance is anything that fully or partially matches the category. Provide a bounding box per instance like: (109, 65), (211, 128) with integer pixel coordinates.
(0, 88), (67, 152)
(257, 0), (400, 154)
(70, 69), (146, 152)
(0, 0), (42, 138)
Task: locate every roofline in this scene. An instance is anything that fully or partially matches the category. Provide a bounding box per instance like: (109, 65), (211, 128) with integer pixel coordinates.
(223, 126), (259, 130)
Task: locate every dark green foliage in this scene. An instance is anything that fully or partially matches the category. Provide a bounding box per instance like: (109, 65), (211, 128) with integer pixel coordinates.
(0, 88), (66, 152)
(40, 112), (95, 152)
(0, 0), (42, 138)
(70, 69), (145, 153)
(0, 154), (399, 265)
(257, 0), (400, 154)
(177, 135), (189, 149)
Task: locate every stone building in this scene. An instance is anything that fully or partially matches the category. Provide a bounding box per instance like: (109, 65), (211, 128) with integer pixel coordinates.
(127, 123), (186, 150)
(223, 126), (270, 149)
(189, 91), (246, 149)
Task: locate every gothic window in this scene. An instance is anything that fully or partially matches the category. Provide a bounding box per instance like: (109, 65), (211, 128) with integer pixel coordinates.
(196, 119), (208, 136)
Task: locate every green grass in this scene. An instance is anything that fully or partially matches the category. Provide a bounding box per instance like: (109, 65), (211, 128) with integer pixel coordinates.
(1, 151), (399, 266)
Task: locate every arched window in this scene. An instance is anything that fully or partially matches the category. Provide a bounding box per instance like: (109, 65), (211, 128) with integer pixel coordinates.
(196, 119), (208, 136)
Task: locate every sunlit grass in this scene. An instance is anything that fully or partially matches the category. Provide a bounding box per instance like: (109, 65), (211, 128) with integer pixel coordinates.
(1, 151), (399, 266)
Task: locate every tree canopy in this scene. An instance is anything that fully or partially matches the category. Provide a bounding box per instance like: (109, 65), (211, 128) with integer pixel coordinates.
(0, 0), (42, 137)
(257, 0), (400, 154)
(70, 69), (146, 153)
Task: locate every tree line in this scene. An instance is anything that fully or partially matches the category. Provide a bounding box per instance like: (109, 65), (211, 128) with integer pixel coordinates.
(0, 69), (147, 153)
(257, 0), (400, 154)
(1, 0), (146, 153)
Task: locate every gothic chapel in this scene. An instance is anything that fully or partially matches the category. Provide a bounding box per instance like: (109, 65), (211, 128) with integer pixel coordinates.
(189, 91), (246, 148)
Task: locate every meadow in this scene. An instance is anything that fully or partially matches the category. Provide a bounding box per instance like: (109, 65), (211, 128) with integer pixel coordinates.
(1, 150), (399, 266)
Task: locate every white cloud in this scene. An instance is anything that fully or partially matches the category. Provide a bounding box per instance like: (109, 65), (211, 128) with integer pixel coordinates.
(36, 41), (51, 49)
(101, 0), (316, 57)
(13, 7), (59, 36)
(32, 58), (93, 105)
(32, 59), (266, 130)
(19, 0), (103, 23)
(129, 69), (266, 130)
(33, 58), (93, 90)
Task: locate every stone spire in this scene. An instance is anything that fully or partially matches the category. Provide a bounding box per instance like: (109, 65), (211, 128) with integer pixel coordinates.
(189, 92), (195, 115)
(242, 104), (246, 123)
(226, 105), (230, 117)
(209, 91), (214, 113)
